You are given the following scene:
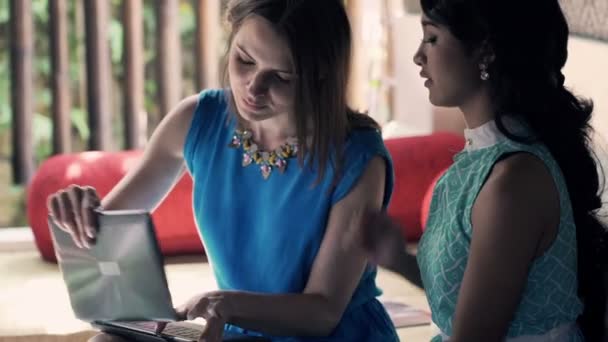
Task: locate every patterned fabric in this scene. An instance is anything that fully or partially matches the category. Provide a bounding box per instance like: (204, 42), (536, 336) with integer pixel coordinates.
(417, 119), (583, 340)
(183, 89), (399, 341)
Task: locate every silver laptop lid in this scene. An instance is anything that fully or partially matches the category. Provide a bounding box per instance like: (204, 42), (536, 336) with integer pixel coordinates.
(49, 210), (178, 322)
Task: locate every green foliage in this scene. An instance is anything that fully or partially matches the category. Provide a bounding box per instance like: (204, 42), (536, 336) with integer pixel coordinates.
(0, 55), (8, 128)
(0, 0), (191, 158)
(109, 21), (124, 64)
(0, 0), (9, 144)
(31, 0), (49, 22)
(180, 2), (196, 35)
(32, 112), (52, 162)
(70, 107), (89, 142)
(0, 103), (9, 132)
(0, 1), (204, 222)
(0, 0), (8, 23)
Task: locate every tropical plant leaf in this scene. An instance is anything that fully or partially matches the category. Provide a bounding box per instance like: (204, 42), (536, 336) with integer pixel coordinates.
(70, 108), (90, 141)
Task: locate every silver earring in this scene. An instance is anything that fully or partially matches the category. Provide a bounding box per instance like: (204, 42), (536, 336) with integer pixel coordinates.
(480, 64), (490, 81)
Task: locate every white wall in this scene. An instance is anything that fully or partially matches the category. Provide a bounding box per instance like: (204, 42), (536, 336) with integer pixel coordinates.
(390, 11), (435, 135)
(565, 37), (608, 215)
(563, 36), (608, 143)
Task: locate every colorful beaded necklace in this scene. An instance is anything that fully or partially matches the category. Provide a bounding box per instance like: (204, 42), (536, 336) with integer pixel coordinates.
(228, 129), (298, 180)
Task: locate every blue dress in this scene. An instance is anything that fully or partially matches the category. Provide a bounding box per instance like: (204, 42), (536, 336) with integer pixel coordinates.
(183, 89), (399, 341)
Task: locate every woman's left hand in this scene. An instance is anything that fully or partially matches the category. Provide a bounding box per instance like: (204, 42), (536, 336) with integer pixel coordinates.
(177, 291), (229, 342)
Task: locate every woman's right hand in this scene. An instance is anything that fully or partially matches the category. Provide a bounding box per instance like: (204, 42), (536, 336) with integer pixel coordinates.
(360, 210), (408, 272)
(47, 185), (102, 249)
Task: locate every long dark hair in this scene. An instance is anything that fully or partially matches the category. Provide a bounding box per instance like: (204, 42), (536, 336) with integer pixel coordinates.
(221, 0), (379, 183)
(420, 0), (607, 339)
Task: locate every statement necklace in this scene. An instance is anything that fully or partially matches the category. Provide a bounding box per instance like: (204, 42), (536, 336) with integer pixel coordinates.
(228, 129), (298, 180)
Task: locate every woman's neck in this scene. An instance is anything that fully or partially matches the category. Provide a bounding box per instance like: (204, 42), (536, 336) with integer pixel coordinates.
(244, 114), (298, 151)
(460, 87), (495, 129)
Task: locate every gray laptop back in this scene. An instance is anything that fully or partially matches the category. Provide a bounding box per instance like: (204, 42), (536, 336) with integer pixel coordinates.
(49, 210), (178, 322)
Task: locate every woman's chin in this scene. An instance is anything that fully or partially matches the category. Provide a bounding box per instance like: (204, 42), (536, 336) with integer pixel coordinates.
(236, 107), (272, 122)
(428, 93), (439, 106)
(426, 90), (444, 107)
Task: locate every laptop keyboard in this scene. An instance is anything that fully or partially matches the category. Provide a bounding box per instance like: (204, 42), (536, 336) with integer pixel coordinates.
(162, 324), (203, 340)
(104, 320), (270, 341)
(111, 321), (204, 340)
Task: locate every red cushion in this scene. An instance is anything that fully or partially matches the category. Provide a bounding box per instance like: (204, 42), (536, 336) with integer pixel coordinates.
(26, 150), (202, 262)
(385, 132), (464, 241)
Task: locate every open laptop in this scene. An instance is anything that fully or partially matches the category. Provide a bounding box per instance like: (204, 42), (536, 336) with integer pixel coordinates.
(49, 209), (268, 341)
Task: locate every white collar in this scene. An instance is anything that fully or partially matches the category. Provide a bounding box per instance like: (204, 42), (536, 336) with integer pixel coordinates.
(463, 117), (526, 152)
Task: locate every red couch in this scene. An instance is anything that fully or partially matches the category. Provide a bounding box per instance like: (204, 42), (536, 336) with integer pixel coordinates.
(26, 132), (464, 262)
(385, 132), (464, 241)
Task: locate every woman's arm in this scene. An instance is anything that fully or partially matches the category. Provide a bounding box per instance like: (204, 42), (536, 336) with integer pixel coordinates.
(193, 156), (387, 337)
(449, 153), (560, 341)
(101, 95), (199, 211)
(48, 95), (200, 247)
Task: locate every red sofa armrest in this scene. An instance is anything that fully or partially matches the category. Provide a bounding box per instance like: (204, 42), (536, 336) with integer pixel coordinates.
(26, 150), (202, 262)
(385, 132), (464, 241)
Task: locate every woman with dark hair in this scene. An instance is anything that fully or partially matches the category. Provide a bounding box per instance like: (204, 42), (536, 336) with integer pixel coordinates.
(360, 0), (607, 340)
(47, 0), (399, 341)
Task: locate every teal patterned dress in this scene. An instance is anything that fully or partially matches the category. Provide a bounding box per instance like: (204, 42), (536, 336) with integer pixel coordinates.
(417, 119), (583, 341)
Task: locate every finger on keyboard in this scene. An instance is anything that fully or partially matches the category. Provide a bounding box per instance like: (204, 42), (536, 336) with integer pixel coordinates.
(154, 322), (167, 334)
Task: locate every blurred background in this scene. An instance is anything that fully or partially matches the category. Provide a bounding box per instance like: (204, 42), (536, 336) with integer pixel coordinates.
(0, 0), (607, 229)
